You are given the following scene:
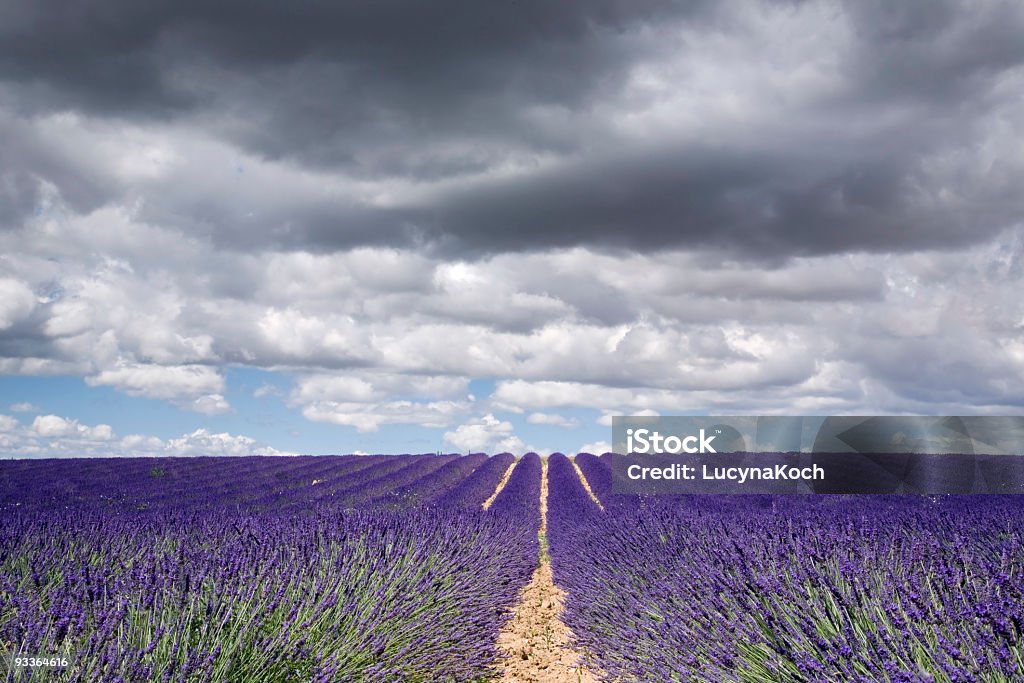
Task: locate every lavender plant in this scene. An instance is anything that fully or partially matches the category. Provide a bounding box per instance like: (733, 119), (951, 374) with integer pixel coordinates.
(550, 455), (1024, 682)
(0, 455), (538, 682)
(438, 453), (516, 510)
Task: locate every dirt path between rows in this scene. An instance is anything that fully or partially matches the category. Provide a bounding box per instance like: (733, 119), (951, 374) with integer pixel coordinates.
(493, 458), (600, 683)
(571, 459), (604, 511)
(483, 461), (518, 510)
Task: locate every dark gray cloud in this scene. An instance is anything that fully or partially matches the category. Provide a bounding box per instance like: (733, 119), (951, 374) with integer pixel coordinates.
(0, 0), (685, 124)
(0, 169), (41, 227)
(0, 113), (117, 226)
(420, 143), (1024, 258)
(842, 0), (1024, 103)
(1, 0), (1022, 259)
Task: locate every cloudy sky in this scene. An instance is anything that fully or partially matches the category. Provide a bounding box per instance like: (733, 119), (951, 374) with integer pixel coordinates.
(1, 0), (1023, 457)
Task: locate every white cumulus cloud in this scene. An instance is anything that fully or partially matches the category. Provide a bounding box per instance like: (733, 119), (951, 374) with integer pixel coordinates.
(86, 363), (230, 414)
(0, 278), (36, 329)
(527, 412), (581, 428)
(0, 413), (292, 458)
(31, 414), (112, 441)
(579, 440), (613, 455)
(188, 394), (232, 416)
(301, 399), (467, 433)
(162, 428), (291, 457)
(444, 413), (526, 454)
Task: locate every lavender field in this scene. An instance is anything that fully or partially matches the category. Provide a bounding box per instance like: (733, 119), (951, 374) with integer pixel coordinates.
(2, 453), (1023, 682)
(0, 454), (535, 682)
(552, 453), (1024, 682)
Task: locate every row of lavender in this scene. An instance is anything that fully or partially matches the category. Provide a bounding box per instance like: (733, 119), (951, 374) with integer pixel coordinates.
(0, 452), (533, 682)
(0, 453), (520, 514)
(551, 453), (1024, 682)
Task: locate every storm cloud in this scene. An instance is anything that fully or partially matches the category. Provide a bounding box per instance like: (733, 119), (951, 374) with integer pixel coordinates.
(1, 0), (1023, 455)
(1, 0), (1021, 256)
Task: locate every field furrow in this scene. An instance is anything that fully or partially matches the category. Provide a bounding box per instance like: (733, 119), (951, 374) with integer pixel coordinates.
(482, 461), (517, 511)
(494, 456), (599, 683)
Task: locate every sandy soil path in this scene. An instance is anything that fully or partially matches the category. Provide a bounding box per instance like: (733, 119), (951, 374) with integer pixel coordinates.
(493, 458), (601, 683)
(571, 459), (604, 511)
(483, 461), (518, 510)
